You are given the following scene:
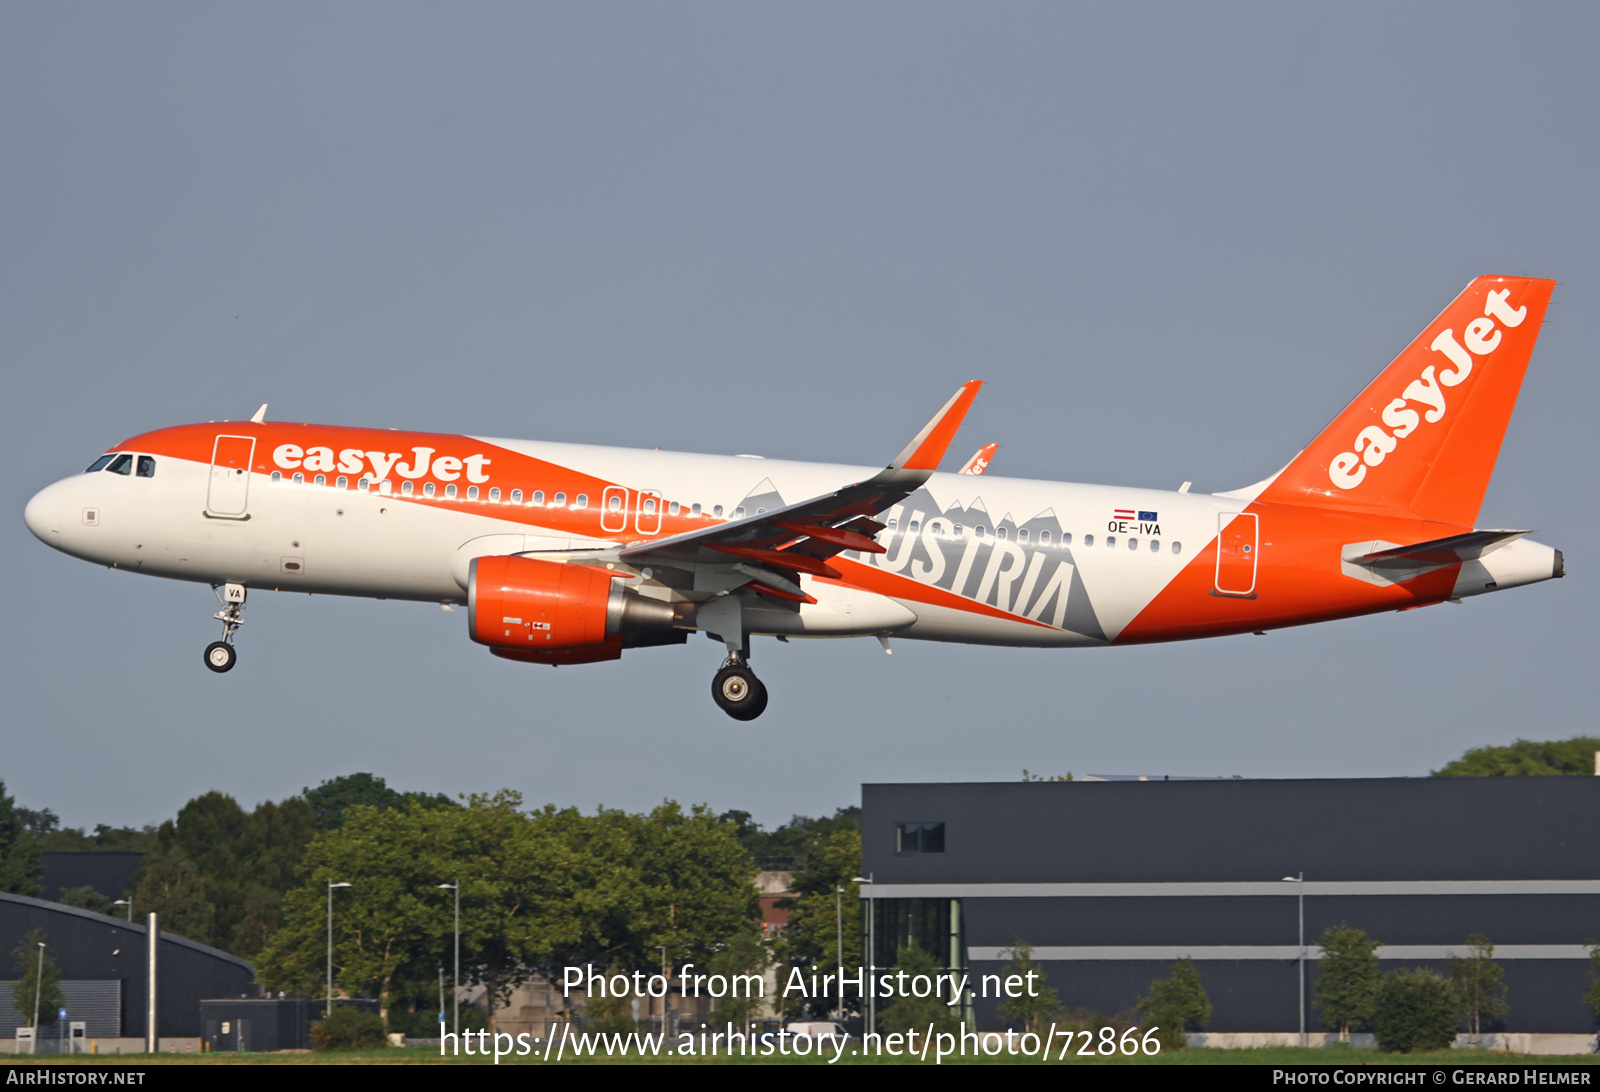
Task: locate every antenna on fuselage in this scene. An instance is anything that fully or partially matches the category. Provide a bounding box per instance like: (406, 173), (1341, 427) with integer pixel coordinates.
(250, 404), (268, 423)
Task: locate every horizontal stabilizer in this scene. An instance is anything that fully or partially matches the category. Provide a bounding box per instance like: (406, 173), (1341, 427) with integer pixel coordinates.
(1347, 529), (1528, 571)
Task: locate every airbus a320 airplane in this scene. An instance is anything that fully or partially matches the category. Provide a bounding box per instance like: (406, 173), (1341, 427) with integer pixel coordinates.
(24, 276), (1563, 720)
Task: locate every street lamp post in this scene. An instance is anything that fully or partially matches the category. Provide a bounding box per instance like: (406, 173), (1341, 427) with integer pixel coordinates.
(31, 942), (44, 1055)
(852, 875), (873, 1036)
(438, 882), (460, 1037)
(835, 886), (845, 1023)
(114, 899), (131, 922)
(326, 881), (351, 1018)
(1282, 873), (1305, 1048)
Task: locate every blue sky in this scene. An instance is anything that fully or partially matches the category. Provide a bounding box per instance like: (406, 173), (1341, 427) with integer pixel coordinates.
(4, 3), (1596, 829)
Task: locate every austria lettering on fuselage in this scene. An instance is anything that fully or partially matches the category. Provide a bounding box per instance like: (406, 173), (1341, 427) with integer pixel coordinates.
(271, 444), (492, 485)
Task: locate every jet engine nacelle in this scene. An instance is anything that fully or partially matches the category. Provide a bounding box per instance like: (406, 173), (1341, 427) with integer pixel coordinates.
(467, 554), (680, 665)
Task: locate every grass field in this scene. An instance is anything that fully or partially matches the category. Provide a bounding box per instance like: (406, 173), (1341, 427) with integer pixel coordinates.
(6, 1043), (1599, 1065)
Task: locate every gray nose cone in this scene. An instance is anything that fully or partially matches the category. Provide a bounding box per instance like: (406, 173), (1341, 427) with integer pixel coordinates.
(24, 484), (61, 544)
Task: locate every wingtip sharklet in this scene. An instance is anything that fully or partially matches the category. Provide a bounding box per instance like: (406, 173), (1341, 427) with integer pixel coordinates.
(890, 380), (983, 473)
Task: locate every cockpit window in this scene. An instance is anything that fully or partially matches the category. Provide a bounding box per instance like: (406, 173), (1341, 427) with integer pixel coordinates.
(137, 456), (156, 478)
(106, 454), (133, 475)
(86, 455), (116, 473)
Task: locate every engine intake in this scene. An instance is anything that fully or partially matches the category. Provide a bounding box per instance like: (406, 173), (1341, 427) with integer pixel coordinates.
(468, 555), (680, 663)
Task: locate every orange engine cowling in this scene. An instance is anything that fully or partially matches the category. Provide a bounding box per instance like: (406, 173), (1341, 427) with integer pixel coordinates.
(468, 554), (681, 665)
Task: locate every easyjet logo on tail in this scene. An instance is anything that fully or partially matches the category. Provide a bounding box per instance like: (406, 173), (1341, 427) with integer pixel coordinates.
(1328, 289), (1527, 491)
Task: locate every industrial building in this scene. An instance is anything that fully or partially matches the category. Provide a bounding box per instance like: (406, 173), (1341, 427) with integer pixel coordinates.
(860, 777), (1600, 1035)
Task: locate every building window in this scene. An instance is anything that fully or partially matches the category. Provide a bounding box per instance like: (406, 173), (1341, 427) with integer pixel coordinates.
(896, 821), (945, 854)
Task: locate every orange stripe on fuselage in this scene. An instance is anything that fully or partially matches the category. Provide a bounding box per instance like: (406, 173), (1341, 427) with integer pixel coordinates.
(114, 421), (709, 543)
(1116, 500), (1464, 644)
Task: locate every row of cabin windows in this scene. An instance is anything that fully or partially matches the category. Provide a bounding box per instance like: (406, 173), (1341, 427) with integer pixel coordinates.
(86, 453), (157, 478)
(264, 472), (771, 524)
(884, 517), (1183, 556)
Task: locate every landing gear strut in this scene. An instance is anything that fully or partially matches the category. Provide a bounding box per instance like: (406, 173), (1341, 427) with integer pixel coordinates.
(711, 651), (768, 721)
(205, 583), (246, 674)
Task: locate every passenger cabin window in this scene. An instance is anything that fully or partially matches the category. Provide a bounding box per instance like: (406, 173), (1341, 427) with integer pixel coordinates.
(669, 501), (680, 516)
(86, 455), (116, 473)
(293, 472), (305, 486)
(734, 507), (746, 518)
(401, 481), (413, 496)
(1018, 528), (1029, 543)
(379, 480), (392, 495)
(1084, 534), (1094, 547)
(533, 490), (545, 506)
(1063, 533), (1072, 545)
(446, 484), (457, 499)
(467, 486), (479, 501)
(1039, 530), (1051, 544)
(713, 505), (724, 517)
(1106, 536), (1115, 548)
(1149, 539), (1159, 553)
(315, 474), (326, 487)
(1128, 538), (1138, 550)
(511, 489), (522, 504)
(1172, 542), (1182, 556)
(975, 525), (986, 538)
(552, 491), (565, 507)
(575, 494), (588, 509)
(489, 487), (501, 502)
(358, 477), (370, 492)
(270, 471), (283, 484)
(424, 482), (435, 497)
(995, 526), (1008, 540)
(336, 475), (348, 489)
(107, 454), (133, 475)
(691, 503), (702, 517)
(137, 456), (156, 478)
(896, 822), (945, 854)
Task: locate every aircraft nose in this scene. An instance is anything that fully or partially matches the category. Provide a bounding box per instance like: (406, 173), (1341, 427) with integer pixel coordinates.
(24, 482), (63, 545)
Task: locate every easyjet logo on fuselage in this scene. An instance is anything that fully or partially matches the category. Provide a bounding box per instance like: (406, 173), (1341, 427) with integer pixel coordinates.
(1327, 288), (1527, 491)
(271, 443), (493, 485)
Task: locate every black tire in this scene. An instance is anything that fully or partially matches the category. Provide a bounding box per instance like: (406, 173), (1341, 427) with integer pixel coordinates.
(712, 666), (768, 721)
(204, 641), (237, 673)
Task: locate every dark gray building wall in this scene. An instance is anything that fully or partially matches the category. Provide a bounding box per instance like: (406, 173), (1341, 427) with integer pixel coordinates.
(0, 893), (256, 1037)
(862, 778), (1600, 1033)
(40, 853), (142, 904)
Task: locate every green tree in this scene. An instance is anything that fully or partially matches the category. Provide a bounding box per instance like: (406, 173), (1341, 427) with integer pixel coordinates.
(257, 802), (445, 1028)
(1449, 934), (1508, 1043)
(995, 941), (1060, 1033)
(309, 1005), (387, 1051)
(57, 886), (114, 917)
(11, 931), (62, 1031)
(0, 782), (43, 898)
(1433, 737), (1600, 777)
(879, 945), (961, 1035)
(708, 927), (771, 1030)
(303, 773), (455, 831)
(1138, 957), (1212, 1049)
(580, 965), (638, 1034)
(1374, 968), (1460, 1053)
(1314, 923), (1381, 1042)
(776, 827), (863, 1019)
(132, 855), (215, 943)
(1586, 942), (1600, 1017)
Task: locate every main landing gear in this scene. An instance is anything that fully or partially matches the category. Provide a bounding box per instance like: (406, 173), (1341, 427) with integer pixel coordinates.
(205, 583), (247, 674)
(711, 651), (768, 721)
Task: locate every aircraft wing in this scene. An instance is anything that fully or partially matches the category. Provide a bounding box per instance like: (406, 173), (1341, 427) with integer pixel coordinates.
(616, 381), (982, 602)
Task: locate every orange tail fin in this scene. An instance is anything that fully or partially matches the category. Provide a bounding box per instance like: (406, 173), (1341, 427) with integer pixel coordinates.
(1257, 276), (1555, 526)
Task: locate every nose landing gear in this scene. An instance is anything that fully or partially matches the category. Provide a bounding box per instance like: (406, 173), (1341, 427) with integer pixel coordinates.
(711, 651), (767, 721)
(205, 583), (247, 674)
